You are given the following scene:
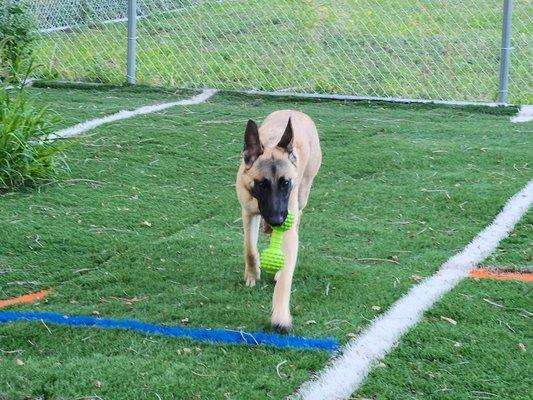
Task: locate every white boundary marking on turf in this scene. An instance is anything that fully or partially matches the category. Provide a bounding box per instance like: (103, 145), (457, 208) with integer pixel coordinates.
(244, 89), (504, 107)
(511, 105), (533, 123)
(48, 89), (217, 140)
(297, 180), (533, 400)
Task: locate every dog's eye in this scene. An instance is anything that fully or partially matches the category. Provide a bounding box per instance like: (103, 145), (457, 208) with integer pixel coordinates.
(257, 179), (268, 189)
(280, 178), (290, 188)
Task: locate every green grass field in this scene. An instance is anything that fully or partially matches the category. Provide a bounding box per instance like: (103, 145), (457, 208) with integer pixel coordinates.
(0, 84), (531, 399)
(355, 204), (532, 400)
(33, 0), (533, 104)
(485, 211), (532, 271)
(356, 279), (532, 400)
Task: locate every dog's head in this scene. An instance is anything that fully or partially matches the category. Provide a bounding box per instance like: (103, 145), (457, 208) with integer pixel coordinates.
(241, 118), (297, 226)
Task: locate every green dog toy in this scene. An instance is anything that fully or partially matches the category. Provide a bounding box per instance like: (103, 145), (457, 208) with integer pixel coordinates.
(260, 211), (294, 275)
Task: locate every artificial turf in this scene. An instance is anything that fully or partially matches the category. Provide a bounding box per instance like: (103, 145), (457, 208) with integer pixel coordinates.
(485, 210), (532, 271)
(0, 85), (531, 398)
(28, 83), (195, 129)
(355, 279), (532, 400)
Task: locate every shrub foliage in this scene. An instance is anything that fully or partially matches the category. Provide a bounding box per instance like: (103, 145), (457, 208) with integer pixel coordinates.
(0, 66), (67, 191)
(0, 0), (36, 83)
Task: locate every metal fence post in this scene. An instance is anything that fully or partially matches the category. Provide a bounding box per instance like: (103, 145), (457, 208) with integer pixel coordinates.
(127, 0), (137, 84)
(497, 0), (513, 104)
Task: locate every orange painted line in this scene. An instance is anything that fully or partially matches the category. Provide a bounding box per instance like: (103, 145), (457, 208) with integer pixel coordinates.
(0, 289), (51, 309)
(469, 269), (533, 282)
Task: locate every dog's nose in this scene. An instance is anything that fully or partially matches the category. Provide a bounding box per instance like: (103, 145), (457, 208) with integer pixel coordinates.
(268, 215), (285, 227)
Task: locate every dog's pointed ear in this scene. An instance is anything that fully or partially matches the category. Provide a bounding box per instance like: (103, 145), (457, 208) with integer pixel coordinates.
(277, 118), (294, 153)
(243, 119), (263, 167)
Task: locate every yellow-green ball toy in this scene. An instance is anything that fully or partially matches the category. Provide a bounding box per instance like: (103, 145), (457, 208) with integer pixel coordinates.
(260, 211), (294, 275)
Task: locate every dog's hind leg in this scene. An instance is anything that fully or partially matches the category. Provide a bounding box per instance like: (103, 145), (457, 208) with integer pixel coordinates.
(271, 209), (300, 332)
(242, 210), (261, 287)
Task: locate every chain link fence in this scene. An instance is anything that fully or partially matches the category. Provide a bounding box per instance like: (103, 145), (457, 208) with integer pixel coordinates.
(24, 1), (533, 104)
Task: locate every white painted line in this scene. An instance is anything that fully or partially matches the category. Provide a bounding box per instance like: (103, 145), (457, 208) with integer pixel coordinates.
(442, 181), (533, 271)
(244, 89), (504, 108)
(48, 89), (217, 140)
(297, 180), (533, 400)
(511, 105), (533, 123)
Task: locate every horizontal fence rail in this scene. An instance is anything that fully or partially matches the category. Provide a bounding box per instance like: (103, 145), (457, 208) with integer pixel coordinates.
(24, 0), (533, 104)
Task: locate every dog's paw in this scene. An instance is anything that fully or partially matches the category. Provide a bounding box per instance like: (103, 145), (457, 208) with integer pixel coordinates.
(244, 269), (260, 287)
(271, 312), (292, 334)
(272, 322), (292, 334)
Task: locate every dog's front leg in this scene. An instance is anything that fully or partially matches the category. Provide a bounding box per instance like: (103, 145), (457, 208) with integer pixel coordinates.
(242, 210), (261, 287)
(271, 210), (299, 332)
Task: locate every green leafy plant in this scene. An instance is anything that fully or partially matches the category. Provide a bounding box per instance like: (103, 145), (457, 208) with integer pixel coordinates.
(0, 0), (36, 82)
(0, 63), (68, 191)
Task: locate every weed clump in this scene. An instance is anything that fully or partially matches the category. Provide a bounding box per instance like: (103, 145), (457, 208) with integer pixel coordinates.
(0, 2), (69, 191)
(0, 0), (36, 83)
(0, 71), (68, 191)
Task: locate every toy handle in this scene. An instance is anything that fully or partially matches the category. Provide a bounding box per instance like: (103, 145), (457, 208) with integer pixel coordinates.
(269, 228), (284, 248)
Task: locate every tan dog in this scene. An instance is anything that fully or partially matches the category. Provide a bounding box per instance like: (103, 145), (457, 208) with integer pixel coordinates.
(236, 110), (321, 332)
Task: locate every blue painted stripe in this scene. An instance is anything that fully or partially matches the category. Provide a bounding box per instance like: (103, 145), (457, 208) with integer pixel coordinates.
(0, 311), (339, 352)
